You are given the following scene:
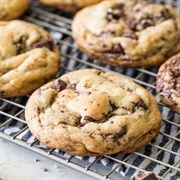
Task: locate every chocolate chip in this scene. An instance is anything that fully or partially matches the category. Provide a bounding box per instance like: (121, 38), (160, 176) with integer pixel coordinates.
(79, 116), (96, 127)
(156, 9), (171, 21)
(132, 100), (148, 112)
(111, 44), (125, 54)
(136, 100), (148, 110)
(97, 69), (106, 75)
(124, 18), (137, 30)
(110, 101), (118, 111)
(111, 126), (127, 139)
(106, 3), (124, 21)
(72, 83), (76, 89)
(121, 32), (138, 40)
(140, 19), (154, 29)
(82, 116), (96, 122)
(54, 79), (67, 92)
(14, 35), (27, 54)
(102, 126), (127, 140)
(41, 167), (48, 172)
(32, 39), (54, 51)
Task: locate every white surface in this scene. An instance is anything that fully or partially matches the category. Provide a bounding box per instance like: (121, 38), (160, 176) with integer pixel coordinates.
(0, 139), (96, 180)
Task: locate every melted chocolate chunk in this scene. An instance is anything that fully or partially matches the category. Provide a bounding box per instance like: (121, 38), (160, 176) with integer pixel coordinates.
(131, 171), (157, 180)
(14, 36), (27, 54)
(78, 116), (96, 127)
(124, 18), (137, 30)
(72, 83), (76, 89)
(106, 3), (124, 21)
(155, 9), (171, 21)
(132, 100), (148, 112)
(110, 101), (118, 111)
(32, 39), (54, 51)
(122, 32), (138, 40)
(54, 79), (67, 92)
(83, 116), (96, 122)
(110, 44), (125, 54)
(102, 126), (127, 140)
(140, 18), (154, 29)
(111, 126), (127, 139)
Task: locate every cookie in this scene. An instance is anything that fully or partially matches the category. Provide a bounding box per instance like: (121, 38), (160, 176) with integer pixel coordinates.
(0, 20), (60, 98)
(25, 69), (162, 156)
(39, 0), (102, 13)
(130, 171), (158, 180)
(72, 0), (180, 67)
(156, 53), (180, 114)
(0, 0), (29, 20)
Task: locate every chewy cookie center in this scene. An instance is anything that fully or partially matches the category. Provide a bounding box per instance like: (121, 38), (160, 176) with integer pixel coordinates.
(67, 91), (111, 120)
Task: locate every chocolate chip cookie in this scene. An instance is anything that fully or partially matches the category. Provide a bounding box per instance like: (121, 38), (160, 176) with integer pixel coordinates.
(156, 53), (180, 114)
(72, 0), (180, 67)
(0, 20), (60, 98)
(39, 0), (102, 13)
(0, 0), (29, 20)
(25, 69), (162, 156)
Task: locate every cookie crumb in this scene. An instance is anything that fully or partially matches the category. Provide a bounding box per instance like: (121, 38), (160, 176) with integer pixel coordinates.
(41, 167), (48, 172)
(35, 159), (40, 162)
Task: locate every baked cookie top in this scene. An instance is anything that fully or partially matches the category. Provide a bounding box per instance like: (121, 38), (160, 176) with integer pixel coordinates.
(72, 0), (180, 67)
(25, 69), (162, 156)
(0, 20), (60, 98)
(39, 0), (102, 13)
(156, 53), (180, 114)
(0, 0), (29, 20)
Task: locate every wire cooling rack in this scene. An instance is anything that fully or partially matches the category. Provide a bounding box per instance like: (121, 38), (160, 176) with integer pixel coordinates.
(0, 1), (180, 180)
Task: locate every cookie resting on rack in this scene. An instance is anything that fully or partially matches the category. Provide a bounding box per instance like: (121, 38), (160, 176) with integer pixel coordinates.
(156, 53), (180, 114)
(39, 0), (102, 13)
(25, 69), (162, 156)
(0, 0), (29, 20)
(72, 0), (180, 67)
(0, 20), (60, 98)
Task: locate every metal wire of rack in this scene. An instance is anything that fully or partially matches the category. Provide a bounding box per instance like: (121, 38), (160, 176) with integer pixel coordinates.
(0, 1), (180, 180)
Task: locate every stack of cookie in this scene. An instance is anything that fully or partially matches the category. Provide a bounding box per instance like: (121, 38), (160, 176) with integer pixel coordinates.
(1, 0), (179, 157)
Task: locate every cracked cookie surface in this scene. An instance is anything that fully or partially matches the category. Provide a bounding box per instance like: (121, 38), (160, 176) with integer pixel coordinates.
(156, 53), (180, 114)
(39, 0), (102, 13)
(72, 0), (180, 67)
(0, 0), (29, 20)
(25, 69), (162, 156)
(0, 20), (60, 98)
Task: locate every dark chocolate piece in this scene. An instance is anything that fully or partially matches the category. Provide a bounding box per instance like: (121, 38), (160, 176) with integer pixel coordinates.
(124, 17), (137, 30)
(140, 18), (154, 29)
(54, 79), (67, 92)
(132, 100), (148, 112)
(106, 3), (124, 21)
(122, 32), (138, 40)
(102, 126), (127, 139)
(110, 44), (125, 54)
(14, 35), (27, 54)
(32, 39), (54, 51)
